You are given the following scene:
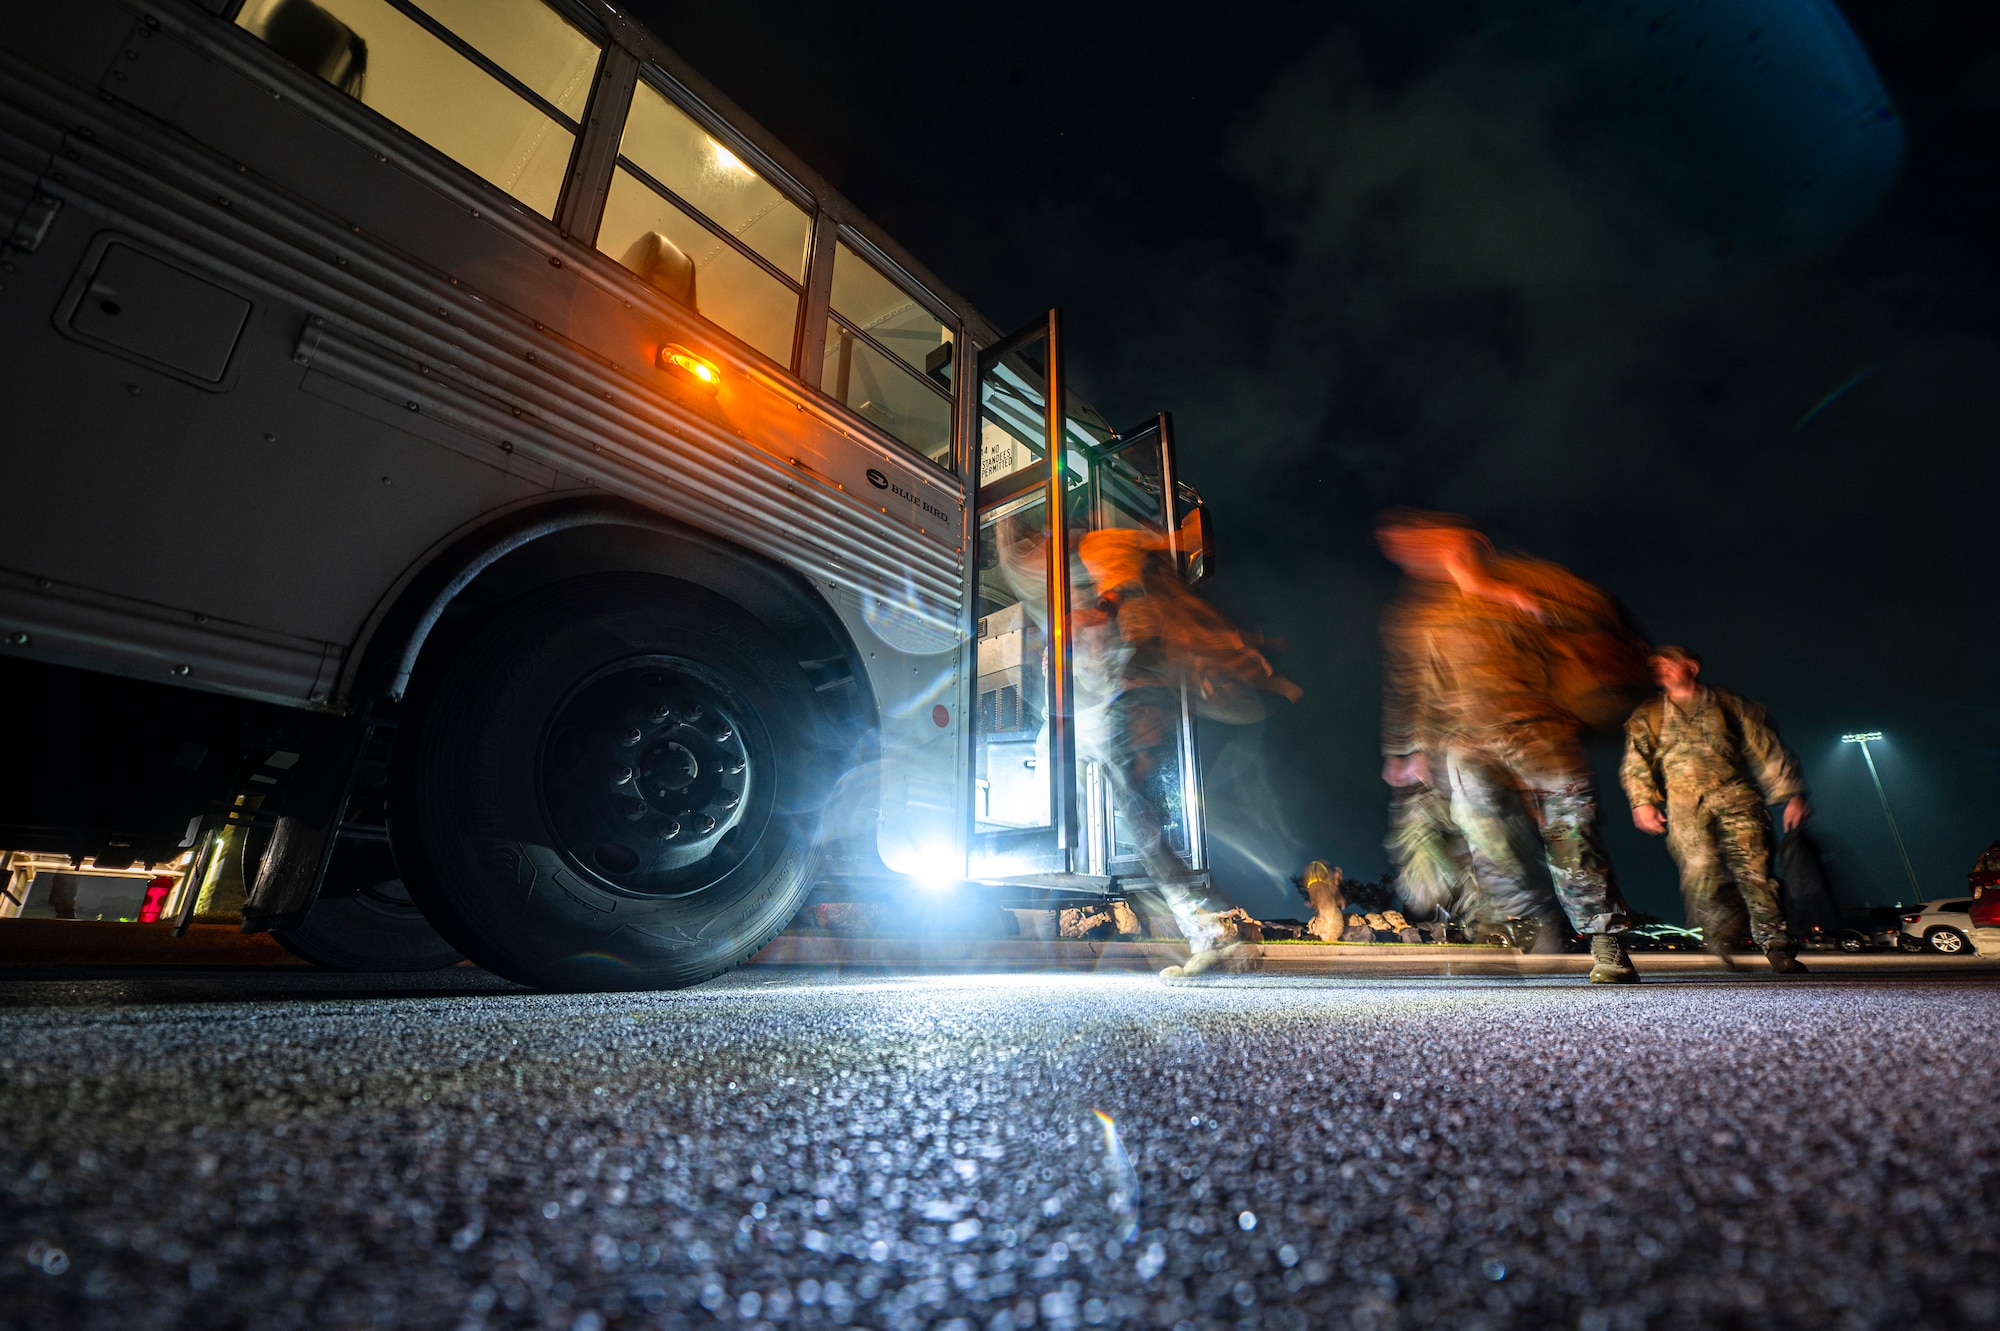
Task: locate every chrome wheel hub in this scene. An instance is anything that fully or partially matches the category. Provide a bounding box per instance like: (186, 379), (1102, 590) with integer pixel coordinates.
(539, 659), (756, 894)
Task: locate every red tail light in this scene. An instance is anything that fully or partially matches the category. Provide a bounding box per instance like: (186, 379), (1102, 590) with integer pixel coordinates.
(1901, 914), (1923, 924)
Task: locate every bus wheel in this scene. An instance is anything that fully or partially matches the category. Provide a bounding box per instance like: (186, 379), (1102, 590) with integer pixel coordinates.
(393, 574), (826, 991)
(269, 841), (463, 972)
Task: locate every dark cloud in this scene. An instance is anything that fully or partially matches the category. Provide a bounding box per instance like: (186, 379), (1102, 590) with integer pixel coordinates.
(648, 1), (2000, 918)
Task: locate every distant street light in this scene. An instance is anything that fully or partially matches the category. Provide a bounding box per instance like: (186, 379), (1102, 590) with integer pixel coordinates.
(1841, 732), (1922, 902)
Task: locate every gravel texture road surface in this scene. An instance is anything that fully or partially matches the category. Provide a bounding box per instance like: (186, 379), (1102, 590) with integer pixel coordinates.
(3, 968), (1998, 1330)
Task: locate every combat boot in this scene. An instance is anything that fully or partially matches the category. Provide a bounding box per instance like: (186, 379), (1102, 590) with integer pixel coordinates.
(1160, 910), (1254, 980)
(1763, 944), (1807, 975)
(1587, 932), (1639, 984)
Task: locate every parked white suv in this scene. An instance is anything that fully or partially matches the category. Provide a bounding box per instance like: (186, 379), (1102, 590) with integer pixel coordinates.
(1898, 900), (1976, 954)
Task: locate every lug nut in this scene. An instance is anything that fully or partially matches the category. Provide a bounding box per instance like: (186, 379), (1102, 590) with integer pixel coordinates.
(614, 766), (634, 785)
(624, 727), (643, 745)
(684, 703), (704, 721)
(718, 789), (740, 810)
(713, 725), (733, 743)
(724, 759), (746, 775)
(651, 704), (674, 722)
(695, 814), (716, 834)
(662, 821), (681, 840)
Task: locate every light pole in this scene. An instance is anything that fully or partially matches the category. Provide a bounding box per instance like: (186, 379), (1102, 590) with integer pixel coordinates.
(1841, 731), (1922, 903)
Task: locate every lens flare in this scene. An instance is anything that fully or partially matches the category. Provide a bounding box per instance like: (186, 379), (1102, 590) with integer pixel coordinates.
(1092, 1108), (1140, 1243)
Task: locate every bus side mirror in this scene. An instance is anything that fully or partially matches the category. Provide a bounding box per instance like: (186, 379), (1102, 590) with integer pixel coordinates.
(1179, 506), (1215, 585)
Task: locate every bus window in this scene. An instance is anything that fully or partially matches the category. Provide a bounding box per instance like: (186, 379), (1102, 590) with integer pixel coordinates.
(598, 81), (810, 367)
(1096, 442), (1165, 536)
(402, 0), (597, 119)
(822, 242), (956, 467)
(236, 0), (599, 220)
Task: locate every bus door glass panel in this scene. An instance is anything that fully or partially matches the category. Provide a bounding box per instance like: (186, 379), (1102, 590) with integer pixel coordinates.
(597, 81), (811, 366)
(978, 336), (1051, 491)
(971, 327), (1075, 860)
(822, 243), (956, 467)
(236, 0), (600, 218)
(980, 367), (1102, 482)
(1082, 421), (1197, 874)
(973, 488), (1053, 835)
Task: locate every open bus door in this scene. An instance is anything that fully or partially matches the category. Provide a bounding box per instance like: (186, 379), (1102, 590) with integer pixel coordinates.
(1083, 414), (1208, 883)
(967, 313), (1207, 889)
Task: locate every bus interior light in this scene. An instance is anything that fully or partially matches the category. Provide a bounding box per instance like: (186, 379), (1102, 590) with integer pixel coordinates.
(658, 344), (722, 394)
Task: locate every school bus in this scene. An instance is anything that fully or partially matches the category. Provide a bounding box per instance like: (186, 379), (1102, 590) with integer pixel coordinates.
(0, 0), (1213, 987)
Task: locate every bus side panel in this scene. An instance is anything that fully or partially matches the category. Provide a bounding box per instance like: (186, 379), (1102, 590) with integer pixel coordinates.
(0, 229), (559, 635)
(816, 593), (966, 880)
(115, 28), (596, 346)
(110, 21), (814, 441)
(3, 0), (131, 91)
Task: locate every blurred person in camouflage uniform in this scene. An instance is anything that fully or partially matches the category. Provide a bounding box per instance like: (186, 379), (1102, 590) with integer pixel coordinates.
(1060, 523), (1298, 977)
(1384, 780), (1479, 921)
(1620, 646), (1810, 974)
(1377, 509), (1650, 984)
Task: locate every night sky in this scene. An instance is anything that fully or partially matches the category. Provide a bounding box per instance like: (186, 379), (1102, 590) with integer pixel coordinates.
(637, 0), (1999, 923)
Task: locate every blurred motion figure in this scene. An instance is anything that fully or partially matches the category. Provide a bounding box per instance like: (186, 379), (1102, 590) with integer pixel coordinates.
(1620, 646), (1810, 974)
(1377, 509), (1650, 983)
(1384, 780), (1478, 928)
(1070, 524), (1299, 975)
(994, 513), (1297, 975)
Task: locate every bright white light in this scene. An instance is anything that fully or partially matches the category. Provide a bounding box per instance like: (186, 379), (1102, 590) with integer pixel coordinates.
(1841, 731), (1884, 743)
(709, 140), (748, 175)
(905, 845), (961, 893)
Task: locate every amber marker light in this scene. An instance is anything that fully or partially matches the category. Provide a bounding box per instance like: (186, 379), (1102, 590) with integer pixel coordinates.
(657, 343), (721, 394)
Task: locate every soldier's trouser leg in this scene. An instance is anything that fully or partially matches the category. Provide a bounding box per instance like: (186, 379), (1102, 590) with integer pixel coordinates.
(1666, 806), (1731, 942)
(1443, 750), (1552, 929)
(1667, 798), (1787, 949)
(1386, 781), (1474, 920)
(1457, 728), (1627, 935)
(1708, 798), (1788, 950)
(1522, 770), (1627, 936)
(1100, 688), (1233, 947)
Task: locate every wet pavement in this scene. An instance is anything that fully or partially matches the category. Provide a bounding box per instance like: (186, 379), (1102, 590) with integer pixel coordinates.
(3, 967), (1998, 1330)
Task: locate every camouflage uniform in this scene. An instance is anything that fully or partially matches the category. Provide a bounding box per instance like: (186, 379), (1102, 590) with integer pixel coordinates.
(1382, 577), (1630, 937)
(1619, 687), (1804, 950)
(1384, 781), (1477, 920)
(1073, 536), (1234, 948)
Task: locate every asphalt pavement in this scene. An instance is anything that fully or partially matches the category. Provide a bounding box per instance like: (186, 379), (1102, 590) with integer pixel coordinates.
(3, 967), (1999, 1330)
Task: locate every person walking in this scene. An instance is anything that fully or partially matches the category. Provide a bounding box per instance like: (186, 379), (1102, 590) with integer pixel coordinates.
(1056, 521), (1298, 977)
(1377, 509), (1649, 984)
(1619, 646), (1810, 974)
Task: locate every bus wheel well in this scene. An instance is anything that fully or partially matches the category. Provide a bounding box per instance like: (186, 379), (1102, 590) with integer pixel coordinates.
(362, 501), (875, 748)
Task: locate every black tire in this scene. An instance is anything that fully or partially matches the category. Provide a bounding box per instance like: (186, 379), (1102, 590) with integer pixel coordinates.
(392, 574), (830, 990)
(1836, 931), (1866, 954)
(1926, 927), (1969, 956)
(269, 841), (463, 972)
